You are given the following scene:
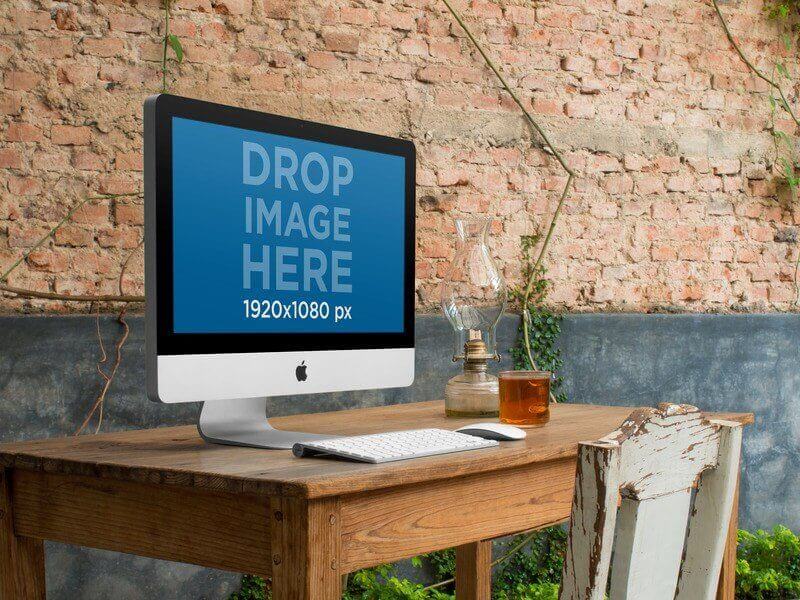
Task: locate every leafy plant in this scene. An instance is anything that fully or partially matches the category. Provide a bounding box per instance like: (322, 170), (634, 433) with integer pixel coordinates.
(508, 231), (567, 402)
(494, 528), (567, 595)
(229, 525), (800, 599)
(713, 0), (800, 302)
(344, 564), (453, 600)
(161, 0), (183, 92)
(766, 0), (800, 20)
(228, 575), (270, 599)
(226, 527), (568, 599)
(736, 526), (800, 599)
(494, 583), (560, 600)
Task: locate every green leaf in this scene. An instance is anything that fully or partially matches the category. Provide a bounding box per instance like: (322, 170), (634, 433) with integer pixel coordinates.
(168, 34), (183, 62)
(783, 32), (792, 51)
(776, 62), (789, 78)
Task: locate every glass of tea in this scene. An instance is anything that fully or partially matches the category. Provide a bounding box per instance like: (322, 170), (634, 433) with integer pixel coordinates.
(499, 370), (551, 426)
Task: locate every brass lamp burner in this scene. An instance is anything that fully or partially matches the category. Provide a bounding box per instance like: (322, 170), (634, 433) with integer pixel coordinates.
(445, 332), (501, 418)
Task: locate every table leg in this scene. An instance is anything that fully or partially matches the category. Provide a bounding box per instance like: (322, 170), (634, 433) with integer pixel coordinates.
(1, 470), (46, 599)
(716, 475), (740, 600)
(270, 496), (341, 599)
(455, 540), (492, 600)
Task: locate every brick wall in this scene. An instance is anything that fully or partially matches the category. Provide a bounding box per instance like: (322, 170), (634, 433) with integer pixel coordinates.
(1, 0), (798, 313)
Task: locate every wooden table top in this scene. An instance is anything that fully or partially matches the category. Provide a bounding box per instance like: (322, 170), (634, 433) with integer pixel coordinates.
(0, 401), (753, 499)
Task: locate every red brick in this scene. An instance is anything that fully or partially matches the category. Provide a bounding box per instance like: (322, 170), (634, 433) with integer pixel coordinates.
(616, 0), (643, 15)
(564, 99), (595, 119)
(0, 93), (23, 116)
(0, 0), (793, 314)
(429, 40), (460, 60)
(213, 0), (252, 15)
(602, 175), (633, 195)
(713, 159), (740, 175)
(379, 11), (416, 31)
(666, 175), (693, 192)
(0, 148), (23, 169)
(51, 125), (91, 146)
(176, 0), (213, 10)
(636, 175), (665, 196)
(614, 40), (640, 59)
(10, 10), (52, 31)
(532, 98), (562, 115)
(201, 21), (229, 42)
(654, 155), (680, 173)
(4, 71), (41, 91)
(561, 56), (592, 73)
(233, 48), (261, 67)
(183, 43), (225, 64)
(651, 245), (677, 261)
(250, 73), (285, 91)
(596, 59), (622, 76)
(108, 14), (151, 33)
(420, 237), (450, 259)
(399, 38), (428, 57)
(537, 7), (573, 28)
(72, 151), (105, 171)
(263, 0), (295, 18)
(306, 51), (339, 70)
(27, 250), (69, 273)
(471, 1), (503, 19)
(82, 37), (126, 58)
(504, 5), (536, 24)
(54, 225), (93, 247)
(7, 224), (50, 248)
(54, 8), (78, 30)
(7, 176), (42, 196)
(436, 169), (468, 186)
(115, 152), (143, 171)
(115, 203), (144, 226)
(416, 66), (450, 83)
(72, 203), (109, 226)
(6, 123), (43, 143)
(34, 38), (74, 59)
(99, 175), (138, 195)
(322, 31), (360, 54)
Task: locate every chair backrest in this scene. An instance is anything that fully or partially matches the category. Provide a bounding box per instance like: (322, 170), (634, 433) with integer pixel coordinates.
(559, 403), (743, 600)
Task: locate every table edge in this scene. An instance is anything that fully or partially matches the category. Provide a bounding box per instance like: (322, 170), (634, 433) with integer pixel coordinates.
(0, 408), (755, 499)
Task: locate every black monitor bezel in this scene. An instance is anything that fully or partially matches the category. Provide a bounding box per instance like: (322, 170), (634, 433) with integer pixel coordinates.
(146, 94), (415, 356)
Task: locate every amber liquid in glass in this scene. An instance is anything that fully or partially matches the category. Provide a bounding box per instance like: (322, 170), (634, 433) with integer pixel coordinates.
(499, 373), (550, 426)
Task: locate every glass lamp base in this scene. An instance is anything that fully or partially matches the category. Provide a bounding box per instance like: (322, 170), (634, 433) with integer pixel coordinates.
(444, 371), (499, 418)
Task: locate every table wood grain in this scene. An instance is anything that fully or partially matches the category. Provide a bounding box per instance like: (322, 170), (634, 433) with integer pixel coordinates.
(0, 401), (753, 499)
(0, 400), (753, 599)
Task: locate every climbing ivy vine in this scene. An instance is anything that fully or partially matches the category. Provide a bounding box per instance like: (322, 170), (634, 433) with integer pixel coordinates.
(508, 231), (567, 402)
(161, 0), (183, 92)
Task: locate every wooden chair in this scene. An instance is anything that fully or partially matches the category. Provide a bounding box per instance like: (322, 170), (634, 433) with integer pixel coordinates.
(559, 403), (743, 600)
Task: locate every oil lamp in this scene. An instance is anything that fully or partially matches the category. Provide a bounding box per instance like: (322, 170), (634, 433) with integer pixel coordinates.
(440, 217), (507, 417)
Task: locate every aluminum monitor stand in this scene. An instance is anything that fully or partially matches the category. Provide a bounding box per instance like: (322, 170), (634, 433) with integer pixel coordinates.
(198, 397), (334, 449)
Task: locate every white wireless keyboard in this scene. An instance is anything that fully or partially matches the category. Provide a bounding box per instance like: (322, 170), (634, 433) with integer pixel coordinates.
(292, 428), (499, 463)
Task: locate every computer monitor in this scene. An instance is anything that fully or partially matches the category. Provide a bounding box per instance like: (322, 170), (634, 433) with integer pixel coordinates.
(144, 95), (415, 448)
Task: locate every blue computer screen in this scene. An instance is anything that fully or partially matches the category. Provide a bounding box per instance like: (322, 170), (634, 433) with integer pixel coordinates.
(171, 117), (406, 334)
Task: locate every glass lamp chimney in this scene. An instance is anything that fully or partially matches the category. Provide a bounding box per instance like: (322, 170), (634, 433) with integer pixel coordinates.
(439, 217), (507, 417)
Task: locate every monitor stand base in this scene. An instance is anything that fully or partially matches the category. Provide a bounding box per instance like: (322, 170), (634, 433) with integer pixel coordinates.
(198, 397), (334, 449)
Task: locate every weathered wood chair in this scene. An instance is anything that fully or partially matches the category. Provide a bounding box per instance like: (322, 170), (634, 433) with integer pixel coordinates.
(559, 403), (743, 600)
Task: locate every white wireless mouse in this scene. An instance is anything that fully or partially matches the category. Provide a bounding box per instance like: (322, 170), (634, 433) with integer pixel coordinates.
(455, 422), (527, 441)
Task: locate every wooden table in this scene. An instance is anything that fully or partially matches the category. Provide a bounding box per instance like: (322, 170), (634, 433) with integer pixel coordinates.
(0, 401), (752, 599)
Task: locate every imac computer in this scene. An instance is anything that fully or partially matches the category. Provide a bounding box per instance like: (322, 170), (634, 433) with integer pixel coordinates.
(144, 94), (416, 449)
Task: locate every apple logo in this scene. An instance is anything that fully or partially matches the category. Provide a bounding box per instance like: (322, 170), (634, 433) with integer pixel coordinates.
(295, 361), (308, 382)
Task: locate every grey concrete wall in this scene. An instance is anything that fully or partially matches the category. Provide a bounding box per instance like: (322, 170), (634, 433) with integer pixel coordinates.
(558, 313), (799, 535)
(0, 313), (796, 598)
